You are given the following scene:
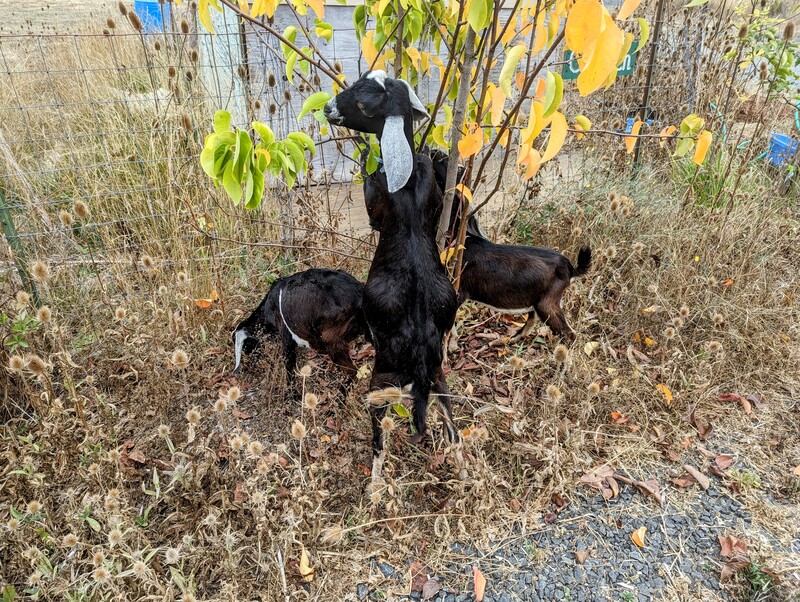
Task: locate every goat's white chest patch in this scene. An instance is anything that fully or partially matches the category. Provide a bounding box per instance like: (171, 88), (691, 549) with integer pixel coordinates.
(278, 289), (310, 348)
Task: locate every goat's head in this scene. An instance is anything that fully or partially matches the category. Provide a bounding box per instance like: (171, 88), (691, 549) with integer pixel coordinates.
(231, 313), (276, 372)
(324, 70), (429, 193)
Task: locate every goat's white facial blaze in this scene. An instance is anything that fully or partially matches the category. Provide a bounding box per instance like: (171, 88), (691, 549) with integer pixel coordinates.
(324, 97), (340, 120)
(381, 115), (413, 193)
(397, 79), (430, 120)
(365, 69), (388, 89)
(233, 328), (249, 371)
(278, 289), (310, 348)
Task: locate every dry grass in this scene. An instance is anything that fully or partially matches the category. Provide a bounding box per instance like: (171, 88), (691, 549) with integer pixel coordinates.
(2, 17), (800, 602)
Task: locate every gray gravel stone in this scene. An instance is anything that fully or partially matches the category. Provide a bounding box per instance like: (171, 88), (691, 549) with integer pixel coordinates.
(356, 583), (369, 601)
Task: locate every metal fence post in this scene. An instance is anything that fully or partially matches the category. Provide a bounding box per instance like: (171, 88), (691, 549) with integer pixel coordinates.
(633, 0), (667, 168)
(0, 186), (40, 306)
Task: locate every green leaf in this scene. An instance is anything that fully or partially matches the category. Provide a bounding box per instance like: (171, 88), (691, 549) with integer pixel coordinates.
(285, 51), (298, 85)
(85, 517), (101, 532)
(467, 0), (492, 32)
(244, 170), (254, 206)
(268, 149), (286, 177)
(282, 139), (305, 175)
(252, 122), (275, 146)
(222, 161), (243, 203)
(213, 110), (232, 134)
(542, 71), (564, 118)
(353, 5), (367, 39)
(280, 26), (298, 59)
(247, 165), (265, 210)
(299, 91), (332, 119)
(288, 131), (316, 157)
(674, 137), (693, 157)
(234, 129), (253, 180)
(392, 403), (410, 418)
(314, 19), (333, 42)
(200, 135), (218, 178)
(499, 44), (527, 97)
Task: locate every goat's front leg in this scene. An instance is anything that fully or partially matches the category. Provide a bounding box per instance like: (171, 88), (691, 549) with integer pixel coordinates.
(281, 336), (299, 401)
(447, 322), (460, 354)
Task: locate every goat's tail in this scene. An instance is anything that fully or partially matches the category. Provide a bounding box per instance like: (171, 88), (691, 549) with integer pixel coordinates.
(571, 246), (592, 277)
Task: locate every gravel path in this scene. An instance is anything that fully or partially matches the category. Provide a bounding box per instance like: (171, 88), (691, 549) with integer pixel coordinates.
(355, 481), (799, 601)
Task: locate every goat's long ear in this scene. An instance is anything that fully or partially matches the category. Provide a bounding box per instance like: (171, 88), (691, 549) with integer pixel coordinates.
(397, 79), (429, 121)
(232, 327), (249, 372)
(381, 115), (414, 193)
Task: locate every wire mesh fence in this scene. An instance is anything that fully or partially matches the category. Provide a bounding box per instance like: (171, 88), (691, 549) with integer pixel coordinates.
(0, 0), (795, 317)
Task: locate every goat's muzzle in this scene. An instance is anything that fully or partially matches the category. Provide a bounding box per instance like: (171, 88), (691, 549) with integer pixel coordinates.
(323, 99), (342, 125)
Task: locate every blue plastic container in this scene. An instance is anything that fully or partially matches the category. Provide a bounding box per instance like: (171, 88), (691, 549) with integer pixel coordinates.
(133, 0), (171, 34)
(767, 133), (798, 167)
(625, 117), (654, 134)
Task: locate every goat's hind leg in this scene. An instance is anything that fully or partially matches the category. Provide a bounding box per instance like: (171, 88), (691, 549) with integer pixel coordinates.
(432, 367), (459, 445)
(535, 294), (575, 345)
(509, 312), (537, 344)
(367, 372), (400, 481)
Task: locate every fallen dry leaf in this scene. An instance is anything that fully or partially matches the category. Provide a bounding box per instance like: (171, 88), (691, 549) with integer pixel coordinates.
(473, 566), (486, 602)
(720, 558), (749, 582)
(232, 408), (253, 420)
(613, 474), (664, 506)
(421, 578), (441, 600)
(718, 535), (748, 558)
(671, 475), (697, 488)
(715, 454), (734, 470)
(794, 465), (800, 477)
(683, 464), (710, 490)
(583, 341), (601, 356)
(746, 393), (767, 409)
(575, 549), (589, 564)
(410, 561), (427, 593)
(299, 547), (314, 582)
(655, 383), (673, 405)
(631, 526), (646, 547)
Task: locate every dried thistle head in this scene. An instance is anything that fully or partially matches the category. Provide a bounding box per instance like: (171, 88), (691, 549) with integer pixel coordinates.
(706, 276), (718, 287)
(713, 312), (725, 327)
(227, 386), (241, 402)
(107, 528), (123, 547)
(157, 424), (171, 438)
(58, 210), (73, 226)
(679, 304), (690, 317)
(213, 397), (228, 413)
(8, 355), (25, 372)
(380, 416), (395, 432)
(267, 72), (276, 87)
(186, 407), (201, 425)
(784, 21), (795, 41)
(303, 392), (319, 410)
(291, 420), (307, 440)
(141, 255), (155, 270)
(128, 11), (142, 31)
(298, 364), (312, 377)
(229, 435), (244, 452)
(107, 17), (116, 29)
(132, 560), (147, 578)
(118, 1), (128, 16)
(176, 271), (188, 286)
(93, 566), (111, 584)
(62, 534), (79, 548)
(26, 500), (42, 514)
(171, 349), (189, 368)
(546, 384), (563, 401)
(572, 226), (583, 237)
(73, 200), (89, 219)
(31, 261), (50, 282)
(509, 356), (527, 370)
(664, 327), (676, 339)
(164, 547), (180, 564)
(180, 20), (189, 34)
(707, 341), (723, 353)
(26, 354), (47, 376)
(738, 24), (748, 38)
(115, 306), (127, 320)
(587, 382), (601, 396)
(604, 245), (617, 259)
(671, 317), (685, 328)
(553, 344), (569, 363)
(16, 290), (30, 305)
(92, 550), (105, 566)
(248, 440), (264, 456)
(319, 525), (344, 545)
(632, 241), (645, 254)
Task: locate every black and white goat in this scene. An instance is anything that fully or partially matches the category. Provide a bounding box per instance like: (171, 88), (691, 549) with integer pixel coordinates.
(324, 70), (459, 471)
(232, 268), (366, 397)
(430, 153), (592, 345)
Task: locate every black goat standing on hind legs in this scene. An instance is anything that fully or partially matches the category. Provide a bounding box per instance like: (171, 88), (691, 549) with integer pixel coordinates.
(324, 70), (459, 479)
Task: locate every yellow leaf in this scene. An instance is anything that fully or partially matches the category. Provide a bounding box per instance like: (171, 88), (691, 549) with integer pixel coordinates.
(473, 566), (487, 602)
(499, 44), (527, 97)
(498, 129), (509, 147)
(458, 123), (483, 158)
(362, 31), (377, 66)
(583, 341), (600, 356)
(420, 51), (430, 74)
(532, 22), (547, 55)
(625, 119), (642, 154)
(501, 17), (518, 45)
(440, 246), (457, 264)
(577, 13), (624, 96)
(199, 0), (215, 33)
(305, 0), (324, 18)
(406, 46), (421, 69)
(631, 526), (646, 548)
(565, 0), (604, 54)
(541, 112), (567, 162)
(574, 114), (591, 140)
(644, 336), (656, 347)
(194, 289), (219, 309)
(659, 125), (677, 147)
(256, 148), (272, 166)
(523, 149), (542, 180)
(237, 0), (249, 11)
(617, 0), (641, 20)
(431, 55), (446, 83)
(432, 125), (448, 149)
(693, 129), (713, 165)
(490, 86), (506, 127)
(655, 384), (673, 405)
(547, 11), (560, 47)
(722, 278), (734, 286)
(299, 547), (314, 582)
(455, 183), (473, 202)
